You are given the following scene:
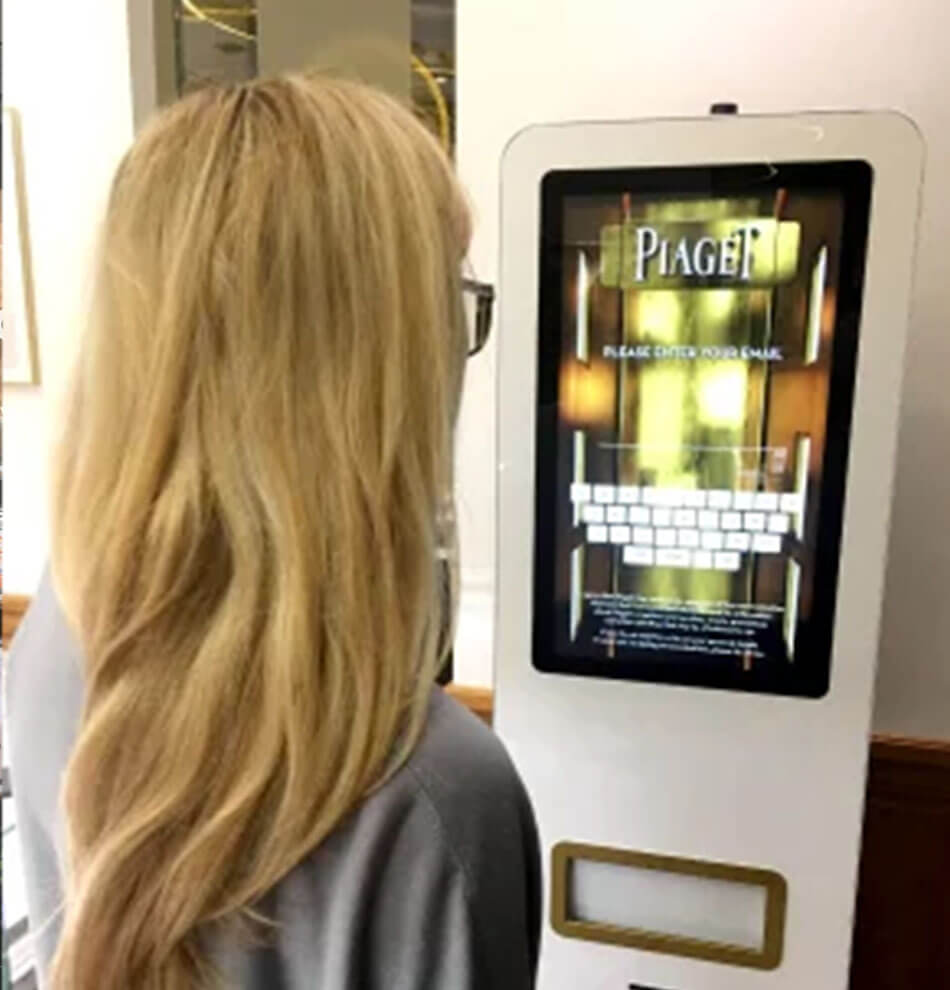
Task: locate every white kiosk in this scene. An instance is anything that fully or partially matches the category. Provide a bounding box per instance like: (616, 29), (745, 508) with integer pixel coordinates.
(494, 113), (922, 990)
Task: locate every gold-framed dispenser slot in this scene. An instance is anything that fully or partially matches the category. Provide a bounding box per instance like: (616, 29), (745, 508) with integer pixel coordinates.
(551, 842), (787, 970)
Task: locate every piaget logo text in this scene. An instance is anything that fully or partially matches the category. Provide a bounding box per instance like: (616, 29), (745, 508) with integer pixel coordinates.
(599, 218), (801, 289)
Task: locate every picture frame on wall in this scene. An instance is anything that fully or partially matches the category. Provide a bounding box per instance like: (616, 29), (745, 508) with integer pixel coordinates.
(3, 107), (41, 386)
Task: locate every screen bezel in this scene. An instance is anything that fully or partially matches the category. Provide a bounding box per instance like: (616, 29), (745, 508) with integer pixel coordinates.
(532, 160), (873, 698)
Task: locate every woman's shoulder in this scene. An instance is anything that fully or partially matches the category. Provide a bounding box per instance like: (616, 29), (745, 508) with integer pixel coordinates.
(259, 688), (541, 987)
(399, 686), (541, 885)
(391, 686), (541, 949)
(334, 685), (538, 889)
(288, 685), (538, 891)
(408, 686), (532, 827)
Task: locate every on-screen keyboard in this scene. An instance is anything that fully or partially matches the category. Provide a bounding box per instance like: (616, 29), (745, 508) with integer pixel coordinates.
(570, 483), (803, 572)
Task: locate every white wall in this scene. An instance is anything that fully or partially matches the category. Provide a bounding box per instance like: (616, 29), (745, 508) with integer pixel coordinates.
(3, 0), (135, 593)
(454, 0), (950, 740)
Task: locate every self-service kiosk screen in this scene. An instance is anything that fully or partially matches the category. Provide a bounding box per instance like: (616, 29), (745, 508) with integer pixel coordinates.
(534, 161), (872, 696)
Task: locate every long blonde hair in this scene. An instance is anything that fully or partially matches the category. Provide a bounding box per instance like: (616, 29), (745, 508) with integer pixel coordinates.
(50, 74), (470, 989)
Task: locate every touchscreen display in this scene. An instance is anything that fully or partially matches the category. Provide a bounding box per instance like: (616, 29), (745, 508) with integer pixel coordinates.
(533, 162), (872, 696)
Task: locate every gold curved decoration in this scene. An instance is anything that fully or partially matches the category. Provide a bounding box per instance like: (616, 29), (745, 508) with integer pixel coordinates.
(410, 53), (451, 151)
(181, 0), (255, 42)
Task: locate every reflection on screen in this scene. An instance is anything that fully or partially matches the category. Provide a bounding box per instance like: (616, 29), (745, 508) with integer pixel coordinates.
(540, 165), (871, 691)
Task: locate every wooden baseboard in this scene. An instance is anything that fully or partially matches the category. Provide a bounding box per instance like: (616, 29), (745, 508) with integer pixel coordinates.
(3, 597), (947, 986)
(868, 732), (950, 769)
(850, 734), (950, 989)
(445, 683), (493, 724)
(3, 594), (32, 650)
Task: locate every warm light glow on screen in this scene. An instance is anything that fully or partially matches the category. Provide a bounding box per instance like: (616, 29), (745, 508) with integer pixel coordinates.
(537, 163), (872, 693)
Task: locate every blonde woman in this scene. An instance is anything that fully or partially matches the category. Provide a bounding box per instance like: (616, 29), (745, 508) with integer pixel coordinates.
(6, 75), (539, 990)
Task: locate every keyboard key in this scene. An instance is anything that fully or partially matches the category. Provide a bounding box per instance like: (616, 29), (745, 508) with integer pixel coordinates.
(673, 509), (697, 528)
(753, 491), (779, 511)
(624, 545), (654, 566)
(721, 512), (742, 531)
(606, 505), (627, 523)
(633, 526), (654, 545)
(698, 510), (720, 529)
(708, 490), (732, 509)
(609, 525), (631, 544)
(662, 489), (688, 507)
(580, 504), (605, 524)
(744, 512), (766, 532)
(714, 551), (741, 571)
(780, 492), (803, 513)
(726, 531), (751, 551)
(571, 483), (592, 503)
(652, 508), (673, 527)
(656, 528), (677, 547)
(642, 488), (662, 506)
(588, 525), (608, 543)
(657, 548), (692, 568)
(733, 491), (755, 510)
(753, 533), (782, 553)
(702, 531), (725, 551)
(768, 513), (789, 534)
(593, 485), (616, 504)
(678, 529), (700, 548)
(692, 549), (714, 569)
(628, 506), (651, 524)
(617, 486), (640, 504)
(683, 490), (707, 508)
